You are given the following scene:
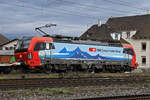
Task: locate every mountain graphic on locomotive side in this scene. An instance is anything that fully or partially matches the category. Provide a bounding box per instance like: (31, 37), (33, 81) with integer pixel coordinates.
(15, 36), (138, 73)
(42, 47), (104, 59)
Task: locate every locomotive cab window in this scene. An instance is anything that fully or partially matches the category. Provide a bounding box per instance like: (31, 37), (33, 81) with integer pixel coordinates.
(34, 42), (46, 51)
(34, 42), (55, 51)
(123, 48), (134, 56)
(49, 43), (55, 49)
(16, 38), (32, 50)
(45, 42), (55, 50)
(127, 49), (134, 56)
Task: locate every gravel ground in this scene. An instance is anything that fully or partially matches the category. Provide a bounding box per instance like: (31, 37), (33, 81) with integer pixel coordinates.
(0, 82), (150, 100)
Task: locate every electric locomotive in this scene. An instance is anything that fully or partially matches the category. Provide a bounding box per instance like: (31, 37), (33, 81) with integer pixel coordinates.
(15, 36), (138, 73)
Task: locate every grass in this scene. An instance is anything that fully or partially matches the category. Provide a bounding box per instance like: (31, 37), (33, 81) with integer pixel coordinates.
(7, 90), (17, 95)
(42, 88), (72, 96)
(34, 90), (42, 96)
(42, 88), (51, 92)
(129, 83), (149, 88)
(98, 89), (102, 94)
(25, 89), (33, 96)
(50, 89), (71, 95)
(0, 88), (72, 97)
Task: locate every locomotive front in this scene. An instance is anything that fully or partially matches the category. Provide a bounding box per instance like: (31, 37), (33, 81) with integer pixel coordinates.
(122, 44), (138, 69)
(15, 36), (33, 68)
(15, 36), (53, 70)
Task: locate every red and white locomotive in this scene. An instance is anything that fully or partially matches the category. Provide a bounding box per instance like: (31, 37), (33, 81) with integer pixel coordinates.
(15, 36), (138, 73)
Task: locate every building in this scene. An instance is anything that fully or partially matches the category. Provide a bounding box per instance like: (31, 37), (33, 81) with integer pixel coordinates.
(0, 34), (16, 63)
(80, 14), (150, 69)
(0, 33), (9, 45)
(106, 14), (150, 69)
(80, 24), (129, 44)
(0, 39), (19, 50)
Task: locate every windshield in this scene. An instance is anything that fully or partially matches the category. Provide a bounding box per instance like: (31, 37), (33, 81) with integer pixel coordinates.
(15, 37), (32, 52)
(123, 48), (134, 56)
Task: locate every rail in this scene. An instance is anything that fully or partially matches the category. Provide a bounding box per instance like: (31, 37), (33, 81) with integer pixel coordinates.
(73, 94), (150, 100)
(0, 76), (150, 89)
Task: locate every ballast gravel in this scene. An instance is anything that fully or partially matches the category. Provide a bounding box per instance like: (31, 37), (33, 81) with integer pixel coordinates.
(0, 83), (150, 100)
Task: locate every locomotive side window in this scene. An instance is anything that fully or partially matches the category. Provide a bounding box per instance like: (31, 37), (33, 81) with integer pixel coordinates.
(16, 39), (31, 49)
(15, 37), (33, 52)
(49, 43), (55, 49)
(123, 48), (134, 56)
(23, 39), (31, 49)
(45, 43), (55, 50)
(123, 48), (128, 54)
(34, 42), (46, 51)
(128, 49), (134, 56)
(34, 42), (55, 51)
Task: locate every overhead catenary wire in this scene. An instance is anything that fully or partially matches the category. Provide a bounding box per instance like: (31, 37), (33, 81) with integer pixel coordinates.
(115, 0), (149, 11)
(1, 0), (148, 19)
(104, 0), (148, 11)
(0, 1), (143, 28)
(2, 0), (142, 20)
(0, 1), (94, 34)
(1, 0), (149, 38)
(0, 0), (106, 20)
(1, 0), (149, 32)
(53, 0), (126, 15)
(53, 0), (142, 15)
(1, 0), (144, 23)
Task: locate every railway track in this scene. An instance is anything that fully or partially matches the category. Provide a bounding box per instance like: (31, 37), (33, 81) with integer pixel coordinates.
(74, 94), (150, 100)
(0, 76), (150, 89)
(1, 73), (150, 79)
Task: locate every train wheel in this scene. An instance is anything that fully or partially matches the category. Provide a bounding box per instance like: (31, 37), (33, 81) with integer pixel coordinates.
(102, 65), (109, 73)
(88, 65), (96, 73)
(0, 69), (3, 74)
(44, 64), (52, 74)
(66, 65), (73, 73)
(22, 69), (29, 73)
(124, 65), (131, 72)
(3, 68), (12, 74)
(108, 65), (115, 73)
(119, 67), (125, 73)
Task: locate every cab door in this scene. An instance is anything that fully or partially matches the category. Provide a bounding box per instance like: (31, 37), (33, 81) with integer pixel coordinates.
(123, 48), (134, 65)
(33, 42), (46, 66)
(123, 48), (130, 64)
(45, 42), (55, 60)
(126, 48), (135, 67)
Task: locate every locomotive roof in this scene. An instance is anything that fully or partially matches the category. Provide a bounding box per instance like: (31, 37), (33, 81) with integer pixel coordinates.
(53, 37), (122, 47)
(20, 35), (123, 47)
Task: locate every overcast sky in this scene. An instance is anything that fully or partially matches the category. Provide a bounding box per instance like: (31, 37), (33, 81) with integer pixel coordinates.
(0, 0), (150, 39)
